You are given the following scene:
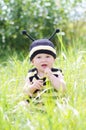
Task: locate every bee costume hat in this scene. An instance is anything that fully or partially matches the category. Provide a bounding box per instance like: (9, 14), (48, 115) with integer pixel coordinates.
(22, 29), (60, 61)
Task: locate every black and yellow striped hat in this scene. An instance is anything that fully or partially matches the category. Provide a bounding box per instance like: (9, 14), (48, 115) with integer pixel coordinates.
(29, 39), (56, 61)
(22, 29), (60, 61)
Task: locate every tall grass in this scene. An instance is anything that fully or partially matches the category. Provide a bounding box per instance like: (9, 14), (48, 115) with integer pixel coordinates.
(0, 39), (86, 130)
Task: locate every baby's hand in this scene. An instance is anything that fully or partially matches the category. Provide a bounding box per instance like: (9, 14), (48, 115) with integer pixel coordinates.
(32, 80), (43, 91)
(44, 67), (52, 77)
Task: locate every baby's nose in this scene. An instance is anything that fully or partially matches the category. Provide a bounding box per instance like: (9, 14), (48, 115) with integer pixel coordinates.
(41, 58), (47, 62)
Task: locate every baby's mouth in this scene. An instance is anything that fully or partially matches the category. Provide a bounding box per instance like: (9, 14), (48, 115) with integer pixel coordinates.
(41, 64), (47, 68)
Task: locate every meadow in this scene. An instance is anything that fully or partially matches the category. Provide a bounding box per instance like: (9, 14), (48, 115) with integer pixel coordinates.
(0, 40), (86, 130)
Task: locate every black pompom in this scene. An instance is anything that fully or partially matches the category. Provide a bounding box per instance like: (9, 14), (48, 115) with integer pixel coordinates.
(56, 29), (60, 33)
(22, 30), (27, 35)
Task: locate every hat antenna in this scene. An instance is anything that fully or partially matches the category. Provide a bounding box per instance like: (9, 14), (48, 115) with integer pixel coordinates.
(22, 30), (35, 41)
(49, 29), (60, 40)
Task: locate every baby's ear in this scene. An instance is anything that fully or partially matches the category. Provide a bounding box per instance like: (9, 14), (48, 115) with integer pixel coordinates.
(53, 58), (55, 61)
(54, 58), (56, 63)
(31, 60), (34, 65)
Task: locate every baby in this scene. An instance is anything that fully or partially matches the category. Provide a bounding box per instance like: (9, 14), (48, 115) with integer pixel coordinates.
(23, 37), (66, 99)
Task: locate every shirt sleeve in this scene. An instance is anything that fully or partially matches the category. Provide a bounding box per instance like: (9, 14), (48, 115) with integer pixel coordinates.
(52, 68), (64, 78)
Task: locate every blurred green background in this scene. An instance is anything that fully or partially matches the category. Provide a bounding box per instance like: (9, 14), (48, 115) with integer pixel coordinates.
(0, 0), (86, 54)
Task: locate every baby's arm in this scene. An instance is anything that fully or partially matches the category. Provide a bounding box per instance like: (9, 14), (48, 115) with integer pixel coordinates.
(23, 76), (43, 97)
(44, 68), (66, 91)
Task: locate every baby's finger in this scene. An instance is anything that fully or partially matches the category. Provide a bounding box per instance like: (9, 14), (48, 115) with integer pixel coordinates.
(37, 80), (43, 85)
(35, 81), (42, 87)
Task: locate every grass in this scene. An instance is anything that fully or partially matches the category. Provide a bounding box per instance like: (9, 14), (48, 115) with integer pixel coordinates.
(0, 41), (86, 130)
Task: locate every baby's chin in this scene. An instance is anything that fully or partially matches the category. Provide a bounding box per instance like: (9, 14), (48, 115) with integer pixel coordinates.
(40, 67), (48, 73)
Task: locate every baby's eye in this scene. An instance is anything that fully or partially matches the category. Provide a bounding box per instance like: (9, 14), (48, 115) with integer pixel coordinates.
(37, 56), (41, 59)
(46, 55), (50, 58)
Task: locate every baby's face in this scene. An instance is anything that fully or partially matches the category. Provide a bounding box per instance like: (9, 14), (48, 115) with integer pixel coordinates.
(32, 53), (55, 73)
